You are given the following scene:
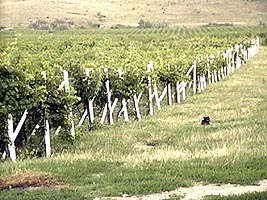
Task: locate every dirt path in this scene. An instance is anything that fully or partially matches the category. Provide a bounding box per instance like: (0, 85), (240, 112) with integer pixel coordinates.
(98, 180), (267, 200)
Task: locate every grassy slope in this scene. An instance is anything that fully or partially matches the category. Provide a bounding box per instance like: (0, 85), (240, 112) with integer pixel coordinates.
(0, 44), (267, 199)
(0, 0), (267, 27)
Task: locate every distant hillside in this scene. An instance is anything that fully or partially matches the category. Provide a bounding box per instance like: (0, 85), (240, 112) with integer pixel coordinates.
(0, 0), (267, 28)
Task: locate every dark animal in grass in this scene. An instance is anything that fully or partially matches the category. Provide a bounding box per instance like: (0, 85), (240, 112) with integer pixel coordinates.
(201, 116), (211, 125)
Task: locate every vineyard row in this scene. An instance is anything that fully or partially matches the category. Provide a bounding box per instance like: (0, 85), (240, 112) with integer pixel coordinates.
(1, 38), (260, 161)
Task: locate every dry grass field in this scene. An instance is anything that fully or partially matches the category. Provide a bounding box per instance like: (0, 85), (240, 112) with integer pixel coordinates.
(0, 0), (267, 28)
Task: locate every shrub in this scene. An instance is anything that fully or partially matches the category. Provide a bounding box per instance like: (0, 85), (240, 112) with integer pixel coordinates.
(138, 19), (153, 29)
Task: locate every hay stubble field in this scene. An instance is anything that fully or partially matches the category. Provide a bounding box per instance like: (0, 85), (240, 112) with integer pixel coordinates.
(1, 0), (267, 28)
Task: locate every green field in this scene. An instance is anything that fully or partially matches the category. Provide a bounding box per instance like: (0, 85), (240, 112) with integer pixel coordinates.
(0, 26), (266, 157)
(0, 26), (267, 199)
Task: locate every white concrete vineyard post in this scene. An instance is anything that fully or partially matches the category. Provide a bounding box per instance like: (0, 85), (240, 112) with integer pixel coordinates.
(154, 86), (167, 110)
(64, 70), (75, 137)
(214, 70), (218, 83)
(100, 104), (108, 124)
(201, 75), (206, 91)
(104, 68), (118, 125)
(44, 119), (51, 157)
(167, 83), (172, 105)
(208, 68), (211, 84)
(41, 71), (51, 157)
(133, 93), (142, 121)
(118, 69), (129, 122)
(84, 68), (95, 125)
(235, 45), (241, 69)
(7, 110), (28, 162)
(147, 61), (154, 116)
(223, 51), (227, 78)
(88, 99), (95, 123)
(231, 49), (235, 73)
(120, 99), (129, 122)
(7, 114), (15, 161)
(104, 68), (113, 124)
(197, 76), (201, 93)
(176, 82), (181, 104)
(226, 50), (230, 77)
(221, 67), (225, 80)
(193, 61), (197, 94)
(203, 75), (207, 89)
(182, 82), (186, 101)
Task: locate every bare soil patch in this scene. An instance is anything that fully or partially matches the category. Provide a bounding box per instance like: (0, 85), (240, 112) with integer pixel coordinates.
(100, 180), (267, 200)
(0, 171), (66, 190)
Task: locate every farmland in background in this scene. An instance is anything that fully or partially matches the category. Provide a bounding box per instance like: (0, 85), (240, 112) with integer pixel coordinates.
(1, 0), (267, 29)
